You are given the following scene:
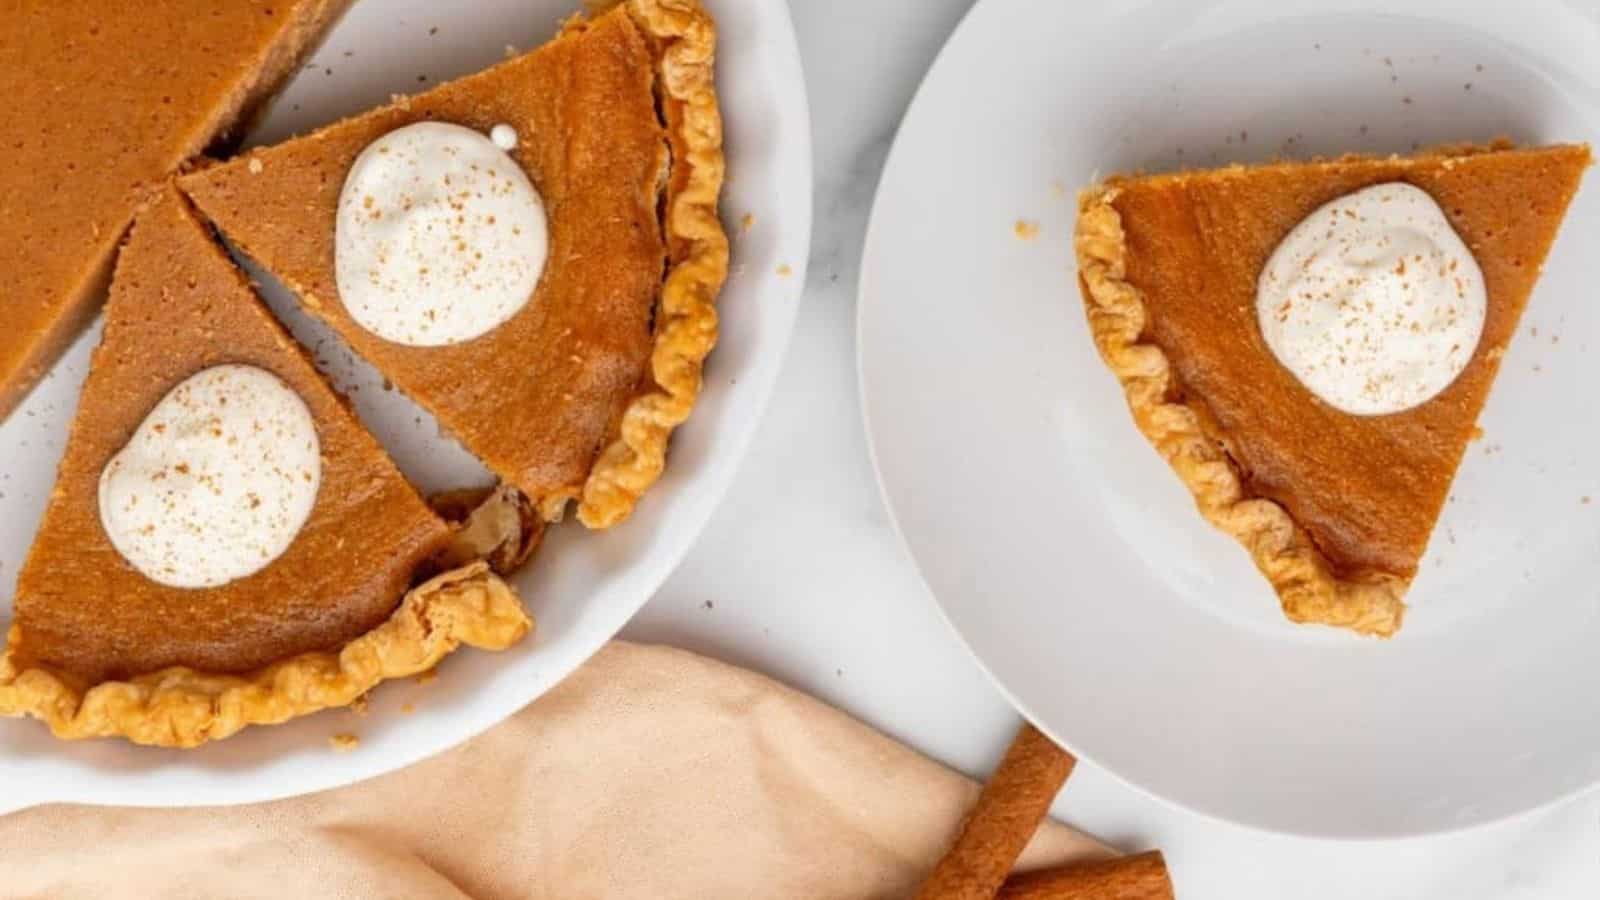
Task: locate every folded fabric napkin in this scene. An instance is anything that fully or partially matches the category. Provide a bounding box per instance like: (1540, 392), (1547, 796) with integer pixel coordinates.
(0, 642), (1105, 898)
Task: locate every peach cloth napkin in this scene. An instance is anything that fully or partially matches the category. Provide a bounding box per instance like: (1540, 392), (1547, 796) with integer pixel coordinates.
(0, 642), (1106, 899)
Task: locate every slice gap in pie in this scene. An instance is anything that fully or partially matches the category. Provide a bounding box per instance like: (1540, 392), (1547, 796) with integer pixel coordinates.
(177, 0), (728, 531)
(0, 0), (352, 422)
(1075, 141), (1591, 636)
(428, 484), (546, 576)
(0, 188), (531, 748)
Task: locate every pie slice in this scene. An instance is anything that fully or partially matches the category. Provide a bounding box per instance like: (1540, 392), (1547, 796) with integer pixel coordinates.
(178, 0), (728, 529)
(0, 0), (351, 421)
(0, 188), (530, 747)
(1075, 142), (1590, 636)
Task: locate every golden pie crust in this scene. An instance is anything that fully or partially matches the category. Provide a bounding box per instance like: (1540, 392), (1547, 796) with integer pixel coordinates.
(1075, 143), (1590, 637)
(576, 0), (729, 529)
(0, 563), (528, 748)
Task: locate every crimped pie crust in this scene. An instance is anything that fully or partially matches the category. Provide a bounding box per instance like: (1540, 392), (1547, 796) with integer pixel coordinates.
(0, 563), (530, 748)
(1077, 185), (1409, 637)
(574, 0), (729, 528)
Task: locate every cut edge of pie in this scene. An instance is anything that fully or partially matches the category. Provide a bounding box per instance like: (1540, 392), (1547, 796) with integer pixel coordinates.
(1075, 142), (1588, 638)
(566, 0), (730, 529)
(0, 561), (528, 748)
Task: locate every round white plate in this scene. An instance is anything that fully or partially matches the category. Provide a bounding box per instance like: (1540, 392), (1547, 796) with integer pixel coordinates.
(0, 0), (810, 815)
(860, 0), (1600, 837)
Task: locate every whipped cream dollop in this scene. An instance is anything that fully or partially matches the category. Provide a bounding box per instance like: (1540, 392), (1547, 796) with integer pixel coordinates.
(335, 121), (547, 347)
(490, 123), (519, 151)
(98, 365), (322, 589)
(1257, 183), (1487, 416)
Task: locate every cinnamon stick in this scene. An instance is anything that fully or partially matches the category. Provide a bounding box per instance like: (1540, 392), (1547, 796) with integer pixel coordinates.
(997, 851), (1173, 900)
(914, 723), (1077, 900)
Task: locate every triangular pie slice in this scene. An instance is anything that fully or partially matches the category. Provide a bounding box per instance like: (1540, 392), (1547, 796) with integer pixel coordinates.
(178, 0), (728, 529)
(0, 0), (351, 421)
(1075, 142), (1590, 636)
(0, 188), (530, 747)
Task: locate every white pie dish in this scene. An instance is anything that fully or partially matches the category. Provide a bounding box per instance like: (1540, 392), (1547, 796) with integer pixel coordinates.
(0, 0), (811, 814)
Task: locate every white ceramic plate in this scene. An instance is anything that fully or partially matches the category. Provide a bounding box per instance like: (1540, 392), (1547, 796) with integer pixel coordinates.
(860, 0), (1600, 837)
(0, 0), (810, 814)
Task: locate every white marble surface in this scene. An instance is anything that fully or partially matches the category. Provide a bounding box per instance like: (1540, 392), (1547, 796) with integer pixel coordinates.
(626, 1), (1600, 897)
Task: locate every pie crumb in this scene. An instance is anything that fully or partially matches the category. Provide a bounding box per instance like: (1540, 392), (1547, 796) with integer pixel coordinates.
(330, 733), (360, 752)
(776, 264), (793, 277)
(740, 213), (755, 232)
(247, 158), (264, 175)
(401, 702), (416, 715)
(1013, 220), (1041, 241)
(416, 668), (438, 686)
(349, 693), (370, 717)
(1469, 425), (1485, 442)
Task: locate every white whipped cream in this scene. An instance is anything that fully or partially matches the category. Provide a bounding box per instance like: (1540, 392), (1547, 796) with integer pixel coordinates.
(335, 121), (548, 347)
(98, 365), (322, 589)
(490, 123), (519, 151)
(1257, 183), (1487, 416)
